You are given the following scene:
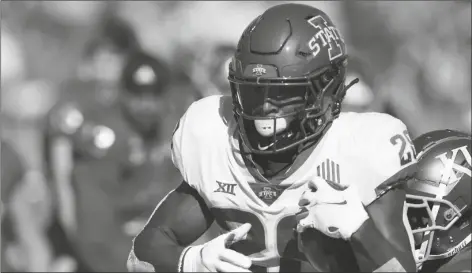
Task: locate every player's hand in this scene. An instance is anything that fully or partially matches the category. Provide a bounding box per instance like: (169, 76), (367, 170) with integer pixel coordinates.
(200, 223), (253, 272)
(296, 177), (369, 240)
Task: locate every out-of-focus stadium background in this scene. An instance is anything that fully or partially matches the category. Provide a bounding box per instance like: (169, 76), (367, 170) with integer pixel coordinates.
(1, 1), (470, 272)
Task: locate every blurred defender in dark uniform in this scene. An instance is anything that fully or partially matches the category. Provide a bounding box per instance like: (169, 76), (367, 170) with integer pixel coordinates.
(43, 49), (181, 272)
(43, 16), (141, 272)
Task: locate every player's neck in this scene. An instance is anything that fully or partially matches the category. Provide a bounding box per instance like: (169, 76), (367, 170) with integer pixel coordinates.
(252, 150), (298, 179)
(243, 140), (318, 183)
(239, 123), (332, 183)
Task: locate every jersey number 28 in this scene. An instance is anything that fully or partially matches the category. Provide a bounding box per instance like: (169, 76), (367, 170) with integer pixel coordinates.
(390, 130), (416, 166)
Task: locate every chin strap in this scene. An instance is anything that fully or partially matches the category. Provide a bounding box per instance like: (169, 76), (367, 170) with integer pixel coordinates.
(345, 77), (360, 92)
(332, 77), (359, 117)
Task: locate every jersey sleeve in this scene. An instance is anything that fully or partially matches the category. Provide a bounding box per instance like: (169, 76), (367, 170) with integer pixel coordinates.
(171, 96), (223, 190)
(171, 118), (185, 181)
(171, 108), (191, 185)
(354, 113), (417, 205)
(47, 103), (85, 138)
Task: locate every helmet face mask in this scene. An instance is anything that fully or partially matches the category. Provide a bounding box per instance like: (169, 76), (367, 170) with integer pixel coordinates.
(228, 4), (353, 155)
(405, 193), (467, 264)
(230, 66), (344, 154)
(404, 130), (472, 268)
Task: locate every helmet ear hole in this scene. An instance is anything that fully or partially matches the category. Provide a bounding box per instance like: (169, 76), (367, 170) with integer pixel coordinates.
(321, 72), (334, 84)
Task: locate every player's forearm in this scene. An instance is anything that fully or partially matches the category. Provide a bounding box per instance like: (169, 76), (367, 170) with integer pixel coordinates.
(132, 182), (214, 272)
(133, 226), (186, 272)
(350, 218), (416, 272)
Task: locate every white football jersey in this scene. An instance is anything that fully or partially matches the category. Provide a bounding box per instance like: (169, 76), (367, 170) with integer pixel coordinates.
(171, 95), (416, 270)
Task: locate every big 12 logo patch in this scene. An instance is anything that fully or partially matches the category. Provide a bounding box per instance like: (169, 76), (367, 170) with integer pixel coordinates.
(306, 15), (344, 61)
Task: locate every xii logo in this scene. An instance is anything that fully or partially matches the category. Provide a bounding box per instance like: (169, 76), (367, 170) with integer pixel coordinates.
(214, 181), (237, 195)
(435, 145), (471, 184)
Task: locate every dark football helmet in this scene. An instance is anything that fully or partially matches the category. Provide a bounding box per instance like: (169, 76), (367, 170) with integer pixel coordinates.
(228, 3), (358, 155)
(80, 16), (140, 83)
(84, 16), (140, 59)
(119, 51), (170, 136)
(404, 129), (471, 268)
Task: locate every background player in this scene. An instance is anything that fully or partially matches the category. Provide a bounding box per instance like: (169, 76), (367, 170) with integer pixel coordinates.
(403, 129), (471, 272)
(128, 3), (417, 272)
(44, 50), (181, 272)
(41, 17), (141, 271)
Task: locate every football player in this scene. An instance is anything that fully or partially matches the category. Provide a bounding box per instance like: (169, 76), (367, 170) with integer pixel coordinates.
(44, 50), (181, 272)
(78, 16), (140, 84)
(42, 16), (141, 272)
(128, 3), (417, 272)
(403, 129), (471, 272)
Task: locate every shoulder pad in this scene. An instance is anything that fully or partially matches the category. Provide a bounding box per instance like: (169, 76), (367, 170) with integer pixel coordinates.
(337, 112), (405, 137)
(49, 105), (118, 159)
(87, 124), (116, 151)
(49, 103), (84, 136)
(178, 95), (229, 139)
(74, 123), (117, 159)
(336, 112), (416, 205)
(171, 95), (228, 184)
